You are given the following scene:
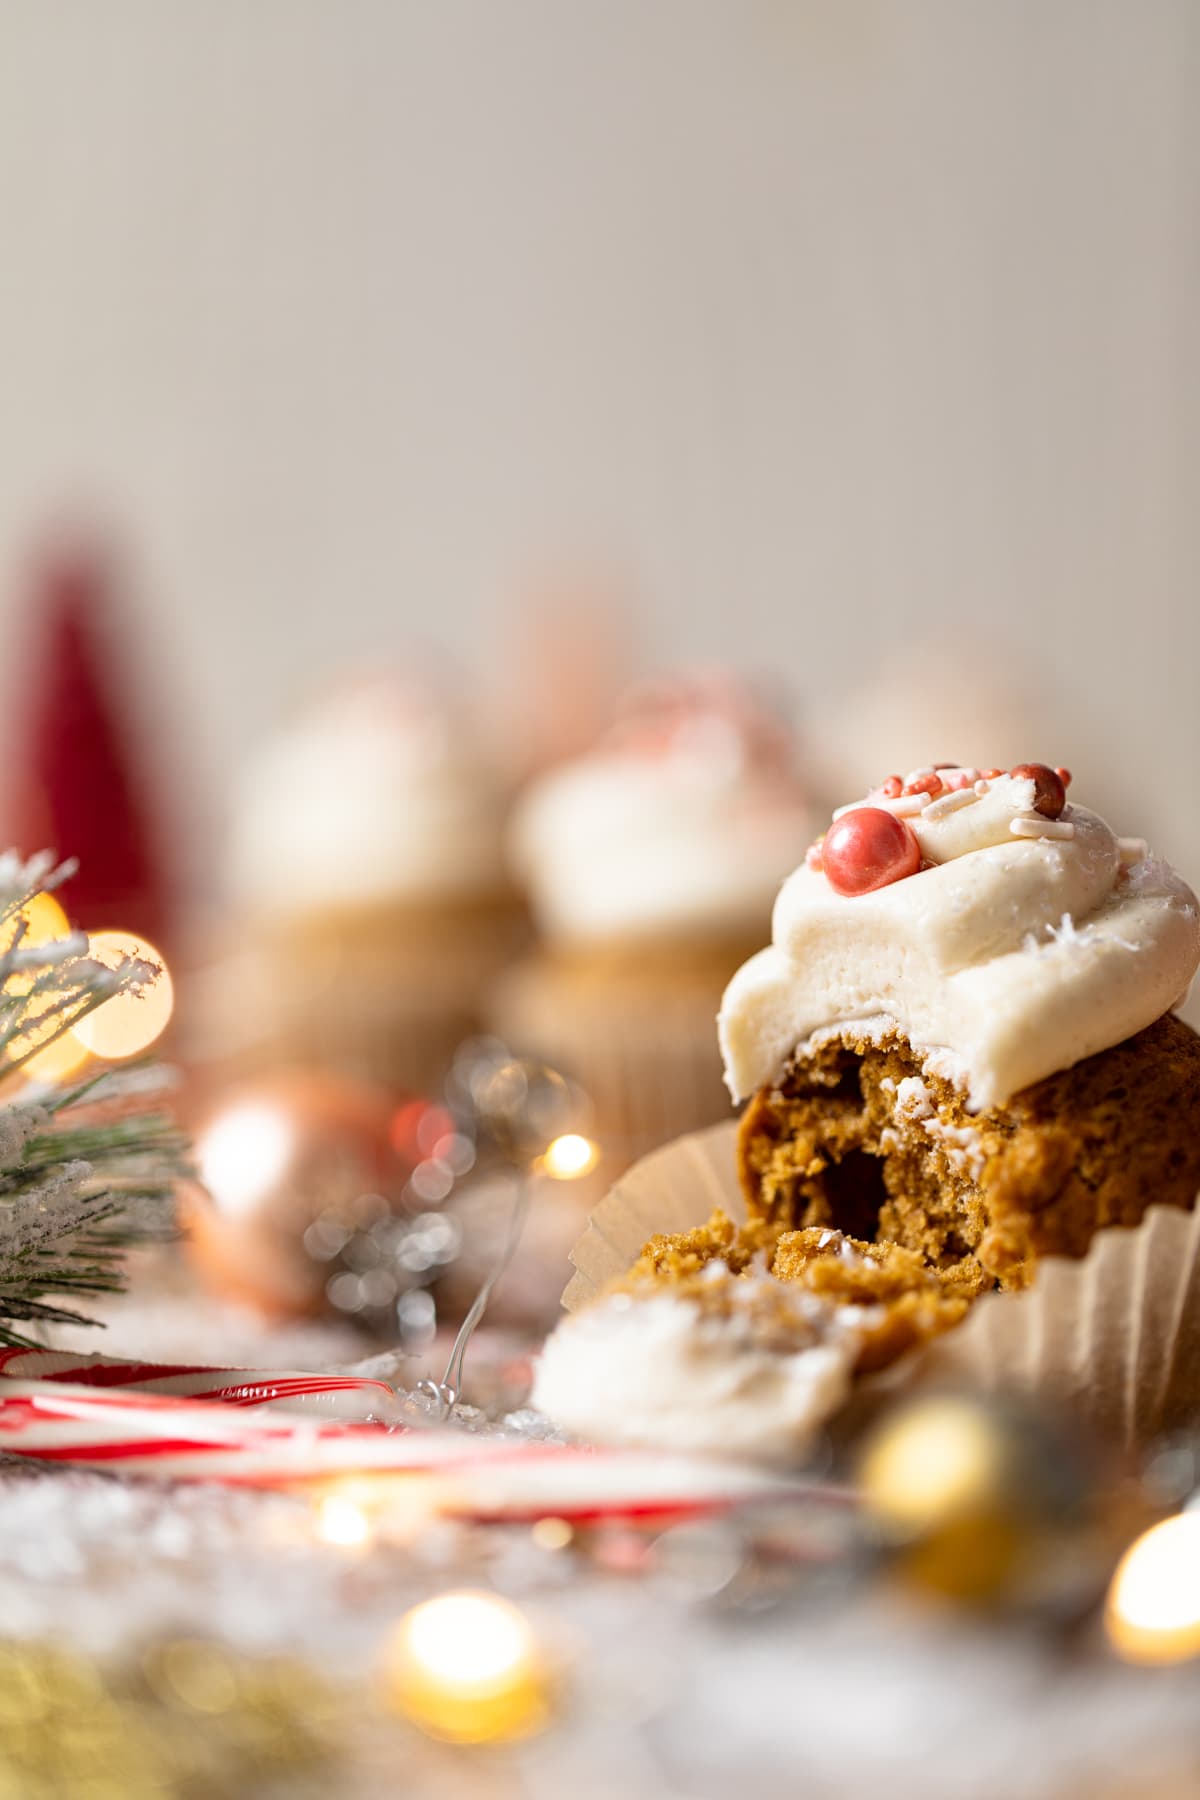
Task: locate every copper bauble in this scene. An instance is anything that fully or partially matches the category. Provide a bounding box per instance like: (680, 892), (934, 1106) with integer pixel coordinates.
(183, 1071), (401, 1318)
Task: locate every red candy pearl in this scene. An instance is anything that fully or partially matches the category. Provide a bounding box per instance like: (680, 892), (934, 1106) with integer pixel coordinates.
(822, 807), (921, 897)
(1009, 763), (1066, 819)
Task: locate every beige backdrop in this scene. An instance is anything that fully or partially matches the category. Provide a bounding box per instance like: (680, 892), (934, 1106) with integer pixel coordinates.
(0, 2), (1196, 903)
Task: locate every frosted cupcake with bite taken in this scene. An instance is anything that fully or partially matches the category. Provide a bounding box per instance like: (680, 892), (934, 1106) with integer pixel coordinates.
(535, 763), (1200, 1456)
(492, 674), (814, 1167)
(217, 673), (527, 1092)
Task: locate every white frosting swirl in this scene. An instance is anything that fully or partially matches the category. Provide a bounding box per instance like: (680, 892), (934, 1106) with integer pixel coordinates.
(230, 677), (510, 916)
(510, 694), (811, 946)
(720, 773), (1200, 1110)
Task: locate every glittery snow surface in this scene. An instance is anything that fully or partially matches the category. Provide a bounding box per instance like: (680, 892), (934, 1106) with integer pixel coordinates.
(0, 1265), (1193, 1800)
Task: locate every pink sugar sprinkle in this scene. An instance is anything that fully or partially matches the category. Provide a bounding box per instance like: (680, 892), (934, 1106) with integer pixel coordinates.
(903, 771), (943, 798)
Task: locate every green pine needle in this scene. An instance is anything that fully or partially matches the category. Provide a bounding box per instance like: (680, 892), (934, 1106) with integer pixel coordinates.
(0, 856), (186, 1347)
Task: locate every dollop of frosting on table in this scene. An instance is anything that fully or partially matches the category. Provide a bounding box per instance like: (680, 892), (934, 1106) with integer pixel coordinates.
(719, 769), (1200, 1110)
(509, 674), (812, 945)
(531, 1264), (863, 1462)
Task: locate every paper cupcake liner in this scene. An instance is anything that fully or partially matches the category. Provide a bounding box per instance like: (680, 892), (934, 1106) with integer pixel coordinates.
(563, 1121), (1200, 1446)
(191, 909), (528, 1097)
(277, 973), (481, 1095)
(489, 961), (733, 1169)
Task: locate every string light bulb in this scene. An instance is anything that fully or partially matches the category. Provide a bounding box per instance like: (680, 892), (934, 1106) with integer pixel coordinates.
(73, 931), (174, 1060)
(0, 890), (71, 953)
(196, 1103), (295, 1219)
(383, 1591), (549, 1743)
(540, 1133), (600, 1180)
(308, 1476), (441, 1550)
(1106, 1511), (1200, 1664)
(313, 1493), (372, 1550)
(1, 893), (91, 1080)
(20, 1030), (91, 1083)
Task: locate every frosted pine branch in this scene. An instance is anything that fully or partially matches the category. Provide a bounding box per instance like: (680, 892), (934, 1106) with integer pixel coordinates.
(0, 856), (185, 1346)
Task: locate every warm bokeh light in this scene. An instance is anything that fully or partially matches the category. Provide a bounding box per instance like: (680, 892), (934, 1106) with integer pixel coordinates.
(860, 1398), (1004, 1533)
(530, 1516), (574, 1552)
(1106, 1512), (1200, 1664)
(309, 1476), (442, 1550)
(196, 1103), (294, 1218)
(541, 1133), (600, 1180)
(72, 931), (174, 1060)
(21, 1029), (92, 1083)
(0, 890), (71, 954)
(858, 1398), (1034, 1600)
(314, 1494), (372, 1549)
(384, 1591), (548, 1743)
(0, 893), (92, 1080)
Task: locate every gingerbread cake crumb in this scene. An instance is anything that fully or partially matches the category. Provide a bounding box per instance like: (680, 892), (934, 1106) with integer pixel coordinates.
(623, 1013), (1200, 1375)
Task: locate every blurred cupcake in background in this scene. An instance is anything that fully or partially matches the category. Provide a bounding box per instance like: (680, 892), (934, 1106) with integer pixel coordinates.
(811, 642), (1048, 812)
(208, 672), (527, 1093)
(491, 671), (814, 1168)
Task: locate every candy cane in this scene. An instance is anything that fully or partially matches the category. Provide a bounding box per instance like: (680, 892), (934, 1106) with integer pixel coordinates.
(0, 1347), (394, 1418)
(0, 1353), (816, 1519)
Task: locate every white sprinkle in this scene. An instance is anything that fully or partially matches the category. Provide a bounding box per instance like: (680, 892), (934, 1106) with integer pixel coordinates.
(832, 791), (930, 821)
(921, 787), (980, 822)
(1048, 912), (1081, 947)
(974, 779), (991, 796)
(1022, 912), (1082, 955)
(1010, 815), (1075, 840)
(1118, 837), (1148, 866)
(904, 766), (935, 787)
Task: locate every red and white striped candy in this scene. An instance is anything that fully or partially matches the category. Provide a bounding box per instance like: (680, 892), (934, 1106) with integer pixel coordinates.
(0, 1348), (843, 1521)
(0, 1347), (393, 1419)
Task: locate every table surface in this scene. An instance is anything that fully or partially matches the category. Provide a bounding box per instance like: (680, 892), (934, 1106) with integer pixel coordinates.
(2, 1257), (1195, 1800)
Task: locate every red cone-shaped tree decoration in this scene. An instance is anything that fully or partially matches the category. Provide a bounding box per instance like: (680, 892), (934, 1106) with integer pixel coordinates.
(10, 540), (175, 949)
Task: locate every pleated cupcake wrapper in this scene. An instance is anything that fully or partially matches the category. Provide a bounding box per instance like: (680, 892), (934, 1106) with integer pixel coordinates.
(262, 955), (491, 1096)
(563, 1120), (1200, 1447)
(490, 969), (732, 1170)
